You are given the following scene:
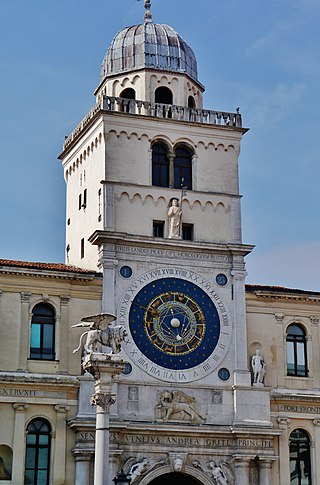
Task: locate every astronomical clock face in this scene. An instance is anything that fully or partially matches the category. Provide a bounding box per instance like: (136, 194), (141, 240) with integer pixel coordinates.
(118, 268), (231, 383)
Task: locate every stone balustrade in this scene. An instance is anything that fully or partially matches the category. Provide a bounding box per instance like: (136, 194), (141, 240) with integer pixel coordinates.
(64, 96), (242, 150)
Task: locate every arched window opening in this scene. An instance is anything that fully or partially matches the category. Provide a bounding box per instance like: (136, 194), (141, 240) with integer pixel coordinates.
(188, 96), (196, 108)
(119, 88), (136, 112)
(155, 87), (173, 105)
(174, 146), (193, 190)
(152, 143), (169, 188)
(290, 429), (312, 485)
(155, 87), (173, 118)
(24, 419), (51, 485)
(119, 88), (136, 100)
(150, 473), (202, 485)
(286, 324), (308, 377)
(30, 303), (55, 360)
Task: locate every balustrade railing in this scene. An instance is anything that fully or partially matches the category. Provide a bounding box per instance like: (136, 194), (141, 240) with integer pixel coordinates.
(64, 96), (242, 149)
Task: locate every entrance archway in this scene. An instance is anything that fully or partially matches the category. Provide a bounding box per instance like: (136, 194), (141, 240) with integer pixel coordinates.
(149, 473), (202, 485)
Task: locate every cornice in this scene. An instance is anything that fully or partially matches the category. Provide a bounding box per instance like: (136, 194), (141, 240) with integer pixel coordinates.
(0, 266), (100, 282)
(0, 372), (80, 387)
(247, 289), (320, 303)
(89, 230), (254, 257)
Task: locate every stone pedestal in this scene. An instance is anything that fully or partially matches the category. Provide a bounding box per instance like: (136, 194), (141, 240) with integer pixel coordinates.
(83, 353), (125, 485)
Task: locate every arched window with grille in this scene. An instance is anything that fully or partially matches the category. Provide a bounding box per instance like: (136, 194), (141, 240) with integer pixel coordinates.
(152, 142), (170, 188)
(24, 419), (51, 485)
(174, 146), (193, 190)
(30, 303), (55, 360)
(286, 324), (308, 377)
(290, 429), (312, 484)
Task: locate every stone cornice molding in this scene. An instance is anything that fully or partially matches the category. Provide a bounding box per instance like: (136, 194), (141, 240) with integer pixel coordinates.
(0, 372), (79, 387)
(0, 267), (98, 282)
(251, 290), (320, 302)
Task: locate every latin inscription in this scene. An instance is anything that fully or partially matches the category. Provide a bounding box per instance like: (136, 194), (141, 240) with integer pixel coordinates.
(279, 404), (320, 414)
(78, 432), (272, 450)
(117, 245), (231, 263)
(0, 388), (38, 397)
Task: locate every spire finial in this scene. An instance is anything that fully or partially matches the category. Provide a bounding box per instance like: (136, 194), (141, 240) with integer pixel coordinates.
(144, 0), (153, 23)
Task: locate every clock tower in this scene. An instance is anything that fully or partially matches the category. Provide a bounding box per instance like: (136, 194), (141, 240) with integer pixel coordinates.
(62, 2), (277, 483)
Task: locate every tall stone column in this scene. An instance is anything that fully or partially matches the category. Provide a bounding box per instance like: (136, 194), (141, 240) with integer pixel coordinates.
(259, 459), (275, 485)
(233, 456), (250, 485)
(83, 353), (125, 485)
(11, 403), (29, 485)
(18, 292), (31, 371)
(53, 405), (70, 484)
(277, 417), (291, 485)
(74, 453), (92, 485)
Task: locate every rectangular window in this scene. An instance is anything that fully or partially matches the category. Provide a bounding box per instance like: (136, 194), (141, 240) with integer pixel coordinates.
(98, 188), (102, 222)
(81, 238), (85, 259)
(83, 189), (87, 209)
(182, 223), (193, 241)
(153, 221), (164, 238)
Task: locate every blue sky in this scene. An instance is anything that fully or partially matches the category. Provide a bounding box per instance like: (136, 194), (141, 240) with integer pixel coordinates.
(0, 0), (319, 290)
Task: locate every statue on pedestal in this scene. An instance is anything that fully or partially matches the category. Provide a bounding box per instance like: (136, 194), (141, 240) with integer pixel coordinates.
(72, 313), (127, 356)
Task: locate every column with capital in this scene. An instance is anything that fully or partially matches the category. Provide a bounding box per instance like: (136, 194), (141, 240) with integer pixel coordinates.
(277, 417), (291, 485)
(53, 405), (70, 484)
(233, 456), (251, 484)
(18, 292), (31, 371)
(83, 353), (125, 485)
(11, 403), (29, 484)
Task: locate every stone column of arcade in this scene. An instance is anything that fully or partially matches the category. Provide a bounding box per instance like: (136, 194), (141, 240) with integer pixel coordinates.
(259, 459), (275, 485)
(73, 313), (127, 485)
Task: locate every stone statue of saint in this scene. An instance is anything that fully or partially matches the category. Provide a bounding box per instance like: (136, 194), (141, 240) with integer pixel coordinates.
(168, 199), (182, 239)
(0, 457), (11, 480)
(251, 349), (266, 385)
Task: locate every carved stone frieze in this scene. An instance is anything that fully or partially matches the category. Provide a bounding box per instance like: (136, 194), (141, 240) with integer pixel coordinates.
(310, 315), (320, 325)
(20, 292), (31, 303)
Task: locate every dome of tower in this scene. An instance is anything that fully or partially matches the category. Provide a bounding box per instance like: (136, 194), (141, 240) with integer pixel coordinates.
(100, 22), (198, 83)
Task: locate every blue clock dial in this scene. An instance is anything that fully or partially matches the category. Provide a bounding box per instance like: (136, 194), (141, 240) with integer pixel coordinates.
(129, 277), (220, 370)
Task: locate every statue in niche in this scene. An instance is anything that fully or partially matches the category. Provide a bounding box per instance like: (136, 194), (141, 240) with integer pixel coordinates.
(156, 390), (206, 423)
(251, 349), (267, 386)
(0, 457), (10, 480)
(168, 199), (182, 239)
(72, 313), (127, 356)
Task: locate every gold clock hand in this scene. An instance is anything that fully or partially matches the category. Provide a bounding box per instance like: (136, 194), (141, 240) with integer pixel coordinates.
(131, 300), (159, 316)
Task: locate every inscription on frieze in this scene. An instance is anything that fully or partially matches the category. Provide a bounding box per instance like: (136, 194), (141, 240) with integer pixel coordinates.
(279, 404), (320, 414)
(117, 245), (231, 263)
(0, 388), (39, 397)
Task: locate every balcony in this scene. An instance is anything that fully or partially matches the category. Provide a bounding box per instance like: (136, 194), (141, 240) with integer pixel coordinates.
(63, 96), (242, 150)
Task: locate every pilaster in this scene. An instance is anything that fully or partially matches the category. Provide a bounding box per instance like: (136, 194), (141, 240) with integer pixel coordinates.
(11, 403), (29, 485)
(74, 453), (92, 485)
(312, 420), (320, 485)
(277, 417), (291, 485)
(18, 292), (31, 371)
(231, 269), (251, 386)
(53, 405), (70, 485)
(259, 458), (276, 485)
(59, 296), (70, 373)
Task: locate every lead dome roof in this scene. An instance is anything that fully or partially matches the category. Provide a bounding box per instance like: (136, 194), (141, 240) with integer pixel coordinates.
(101, 22), (198, 82)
